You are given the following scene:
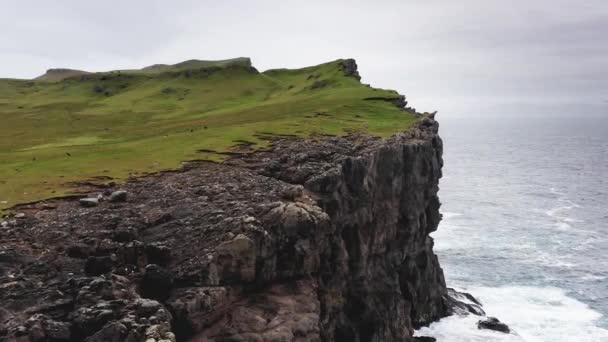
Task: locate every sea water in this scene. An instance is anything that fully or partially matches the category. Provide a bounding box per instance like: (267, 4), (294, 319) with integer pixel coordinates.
(416, 106), (608, 341)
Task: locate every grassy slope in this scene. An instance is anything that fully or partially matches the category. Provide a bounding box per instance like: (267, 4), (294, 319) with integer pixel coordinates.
(0, 59), (417, 211)
(35, 69), (92, 82)
(135, 57), (252, 74)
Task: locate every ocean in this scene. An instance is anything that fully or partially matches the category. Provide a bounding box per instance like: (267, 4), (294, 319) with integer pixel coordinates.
(416, 108), (608, 341)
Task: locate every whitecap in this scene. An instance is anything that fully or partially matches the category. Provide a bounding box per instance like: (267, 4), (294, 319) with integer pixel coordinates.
(531, 251), (577, 269)
(580, 274), (607, 282)
(542, 194), (583, 230)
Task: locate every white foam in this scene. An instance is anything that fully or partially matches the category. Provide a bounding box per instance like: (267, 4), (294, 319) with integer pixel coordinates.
(416, 314), (523, 342)
(416, 286), (608, 342)
(580, 274), (607, 282)
(531, 250), (577, 269)
(544, 188), (583, 230)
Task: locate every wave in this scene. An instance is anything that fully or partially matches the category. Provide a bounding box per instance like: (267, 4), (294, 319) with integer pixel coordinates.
(416, 286), (608, 342)
(530, 250), (577, 269)
(579, 274), (607, 282)
(532, 187), (584, 230)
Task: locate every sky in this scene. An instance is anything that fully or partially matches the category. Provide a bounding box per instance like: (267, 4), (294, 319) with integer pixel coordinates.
(2, 0), (607, 115)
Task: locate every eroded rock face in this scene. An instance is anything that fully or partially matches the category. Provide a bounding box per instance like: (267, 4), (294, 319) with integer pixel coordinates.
(0, 118), (447, 341)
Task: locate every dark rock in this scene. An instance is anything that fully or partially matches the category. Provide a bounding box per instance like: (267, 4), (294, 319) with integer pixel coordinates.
(414, 337), (437, 342)
(144, 243), (172, 266)
(140, 264), (172, 301)
(66, 244), (94, 258)
(149, 211), (173, 226)
(280, 185), (304, 200)
(364, 95), (407, 109)
(339, 58), (361, 80)
(109, 190), (128, 203)
(112, 228), (137, 242)
(394, 94), (407, 108)
(6, 314), (72, 341)
(478, 317), (510, 334)
(95, 309), (115, 325)
(43, 320), (71, 340)
(84, 256), (113, 275)
(311, 79), (331, 89)
(135, 298), (162, 317)
(445, 288), (485, 316)
(84, 322), (129, 342)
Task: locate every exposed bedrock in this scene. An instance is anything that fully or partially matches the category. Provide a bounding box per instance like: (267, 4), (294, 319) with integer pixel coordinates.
(0, 118), (450, 341)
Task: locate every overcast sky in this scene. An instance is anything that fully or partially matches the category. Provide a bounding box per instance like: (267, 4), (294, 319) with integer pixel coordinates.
(2, 0), (607, 115)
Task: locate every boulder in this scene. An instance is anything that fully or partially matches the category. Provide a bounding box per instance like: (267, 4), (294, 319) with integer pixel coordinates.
(80, 198), (99, 207)
(445, 288), (485, 316)
(135, 298), (162, 317)
(109, 190), (128, 203)
(477, 317), (510, 334)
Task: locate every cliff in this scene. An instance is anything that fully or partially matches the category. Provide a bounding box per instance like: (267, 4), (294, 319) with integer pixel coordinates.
(0, 116), (451, 341)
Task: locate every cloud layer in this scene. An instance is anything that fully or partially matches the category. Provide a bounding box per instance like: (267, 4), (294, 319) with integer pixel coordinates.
(2, 0), (606, 114)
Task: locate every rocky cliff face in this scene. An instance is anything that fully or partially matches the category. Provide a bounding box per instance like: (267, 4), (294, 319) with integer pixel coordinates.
(0, 118), (448, 341)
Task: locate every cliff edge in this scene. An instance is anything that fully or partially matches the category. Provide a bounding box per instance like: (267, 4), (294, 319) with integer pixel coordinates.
(0, 116), (450, 341)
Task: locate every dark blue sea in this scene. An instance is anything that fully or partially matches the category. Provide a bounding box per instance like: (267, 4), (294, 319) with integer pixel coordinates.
(416, 105), (608, 341)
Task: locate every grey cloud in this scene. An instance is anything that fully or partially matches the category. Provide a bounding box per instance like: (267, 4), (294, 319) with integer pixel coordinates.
(1, 0), (606, 114)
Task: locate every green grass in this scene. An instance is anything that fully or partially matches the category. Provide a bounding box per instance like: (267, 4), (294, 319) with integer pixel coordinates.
(0, 59), (418, 211)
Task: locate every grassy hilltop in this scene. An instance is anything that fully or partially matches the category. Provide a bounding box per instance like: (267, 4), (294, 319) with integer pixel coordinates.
(0, 58), (418, 211)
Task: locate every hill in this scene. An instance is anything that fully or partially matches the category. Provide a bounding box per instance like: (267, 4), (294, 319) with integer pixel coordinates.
(0, 58), (419, 211)
(137, 57), (252, 74)
(34, 68), (91, 82)
(34, 58), (253, 81)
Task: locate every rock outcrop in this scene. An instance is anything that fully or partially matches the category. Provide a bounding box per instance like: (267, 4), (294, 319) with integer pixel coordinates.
(477, 317), (510, 334)
(0, 118), (449, 341)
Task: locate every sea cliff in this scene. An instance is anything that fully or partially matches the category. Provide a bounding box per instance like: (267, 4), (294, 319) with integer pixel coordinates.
(0, 117), (453, 341)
